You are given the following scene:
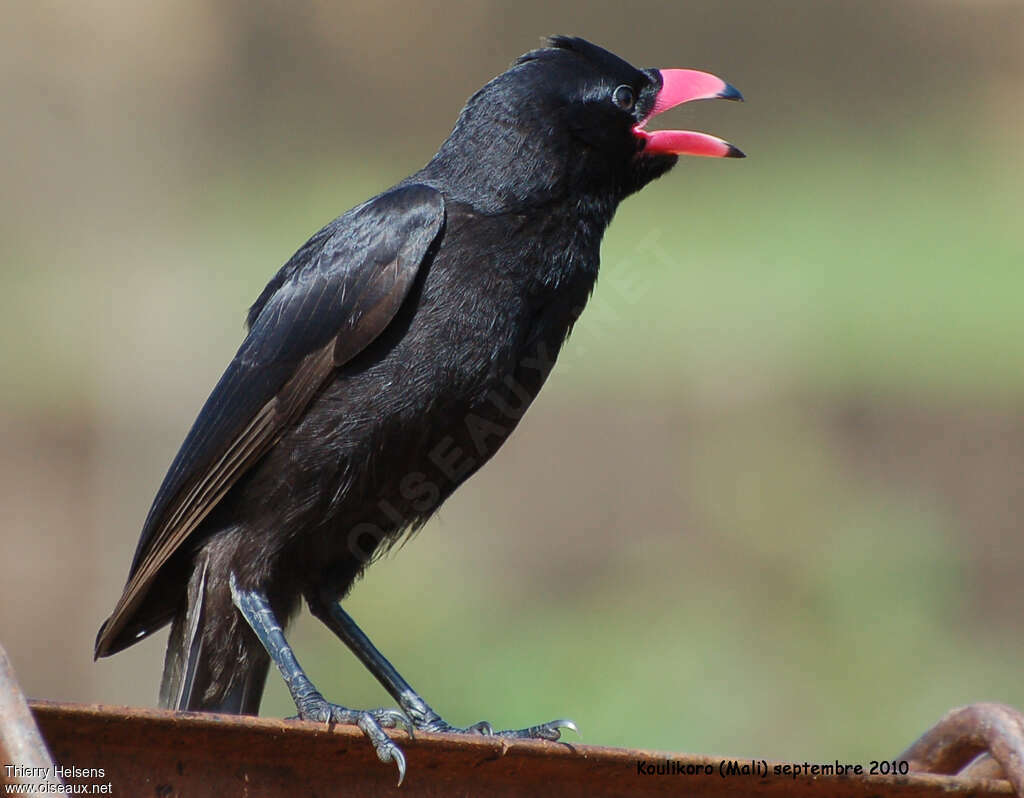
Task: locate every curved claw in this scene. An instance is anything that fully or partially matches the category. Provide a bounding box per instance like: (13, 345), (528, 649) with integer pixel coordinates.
(491, 717), (580, 741)
(290, 698), (411, 784)
(525, 718), (575, 741)
(355, 712), (408, 787)
(389, 746), (408, 787)
(372, 740), (406, 787)
(552, 718), (579, 737)
(466, 720), (494, 735)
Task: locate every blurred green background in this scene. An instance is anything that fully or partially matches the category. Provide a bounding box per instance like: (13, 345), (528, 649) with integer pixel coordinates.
(3, 0), (1023, 764)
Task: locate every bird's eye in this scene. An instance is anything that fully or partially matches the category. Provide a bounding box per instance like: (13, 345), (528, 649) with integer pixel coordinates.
(612, 84), (635, 111)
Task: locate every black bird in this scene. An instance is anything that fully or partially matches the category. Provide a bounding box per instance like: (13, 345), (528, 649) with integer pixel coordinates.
(96, 36), (743, 781)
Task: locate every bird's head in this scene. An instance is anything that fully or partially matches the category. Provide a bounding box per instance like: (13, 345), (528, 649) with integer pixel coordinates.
(426, 36), (743, 211)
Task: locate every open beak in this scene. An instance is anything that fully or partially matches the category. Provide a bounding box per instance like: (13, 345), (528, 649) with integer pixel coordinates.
(634, 69), (744, 158)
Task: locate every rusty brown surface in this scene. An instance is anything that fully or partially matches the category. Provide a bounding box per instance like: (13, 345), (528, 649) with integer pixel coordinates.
(0, 646), (62, 790)
(899, 703), (1024, 795)
(30, 701), (1015, 797)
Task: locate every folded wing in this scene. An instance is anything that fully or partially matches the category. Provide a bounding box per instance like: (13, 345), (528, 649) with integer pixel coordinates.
(95, 183), (445, 657)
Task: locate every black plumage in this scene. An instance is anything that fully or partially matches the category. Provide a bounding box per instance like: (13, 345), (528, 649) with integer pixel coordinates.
(96, 36), (742, 779)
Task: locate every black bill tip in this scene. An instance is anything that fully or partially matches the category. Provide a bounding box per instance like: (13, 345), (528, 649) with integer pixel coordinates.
(718, 83), (744, 102)
(725, 144), (746, 158)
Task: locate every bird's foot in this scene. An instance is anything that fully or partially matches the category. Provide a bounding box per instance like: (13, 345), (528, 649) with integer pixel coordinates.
(419, 716), (578, 742)
(293, 693), (412, 785)
(397, 691), (577, 741)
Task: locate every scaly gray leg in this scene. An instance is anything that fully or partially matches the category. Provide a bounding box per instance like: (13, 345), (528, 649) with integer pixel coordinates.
(229, 574), (411, 785)
(308, 592), (577, 741)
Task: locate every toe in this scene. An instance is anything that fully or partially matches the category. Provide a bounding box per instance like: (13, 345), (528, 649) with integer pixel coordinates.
(355, 712), (408, 786)
(376, 709), (415, 736)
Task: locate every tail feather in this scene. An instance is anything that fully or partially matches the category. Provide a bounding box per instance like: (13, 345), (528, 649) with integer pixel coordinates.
(159, 553), (269, 714)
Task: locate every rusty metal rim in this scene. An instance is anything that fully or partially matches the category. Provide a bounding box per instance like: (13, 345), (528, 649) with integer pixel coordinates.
(28, 701), (1016, 797)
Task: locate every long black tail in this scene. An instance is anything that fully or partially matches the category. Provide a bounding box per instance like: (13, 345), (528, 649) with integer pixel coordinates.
(159, 553), (270, 714)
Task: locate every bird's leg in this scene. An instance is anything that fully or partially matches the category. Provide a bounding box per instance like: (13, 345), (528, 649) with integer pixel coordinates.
(898, 703), (1024, 797)
(229, 574), (411, 785)
(308, 592), (577, 741)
